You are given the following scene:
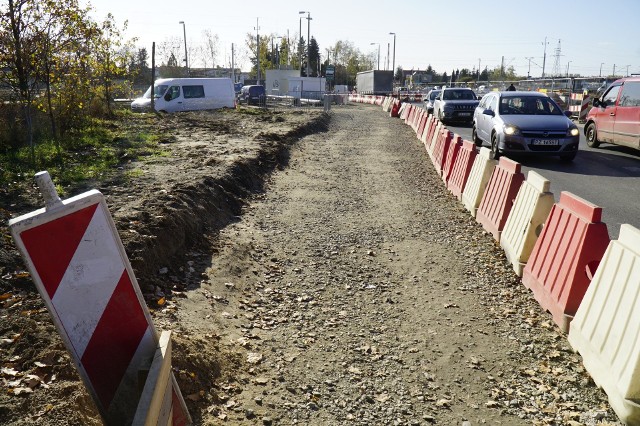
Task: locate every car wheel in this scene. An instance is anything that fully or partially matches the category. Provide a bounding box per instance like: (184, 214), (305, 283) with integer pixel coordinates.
(489, 133), (500, 160)
(472, 125), (482, 146)
(559, 151), (577, 162)
(585, 123), (600, 148)
(438, 110), (446, 124)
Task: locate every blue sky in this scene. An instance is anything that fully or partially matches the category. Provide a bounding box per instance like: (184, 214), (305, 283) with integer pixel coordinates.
(86, 0), (640, 78)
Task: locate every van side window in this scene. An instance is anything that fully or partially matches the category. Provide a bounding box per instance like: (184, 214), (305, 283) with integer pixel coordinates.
(166, 86), (181, 101)
(619, 82), (640, 107)
(602, 85), (621, 107)
(183, 85), (205, 99)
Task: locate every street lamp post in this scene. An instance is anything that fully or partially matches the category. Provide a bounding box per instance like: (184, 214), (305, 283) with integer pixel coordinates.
(600, 62), (604, 78)
(299, 11), (311, 77)
(370, 43), (380, 70)
(389, 32), (396, 80)
(178, 21), (188, 75)
(566, 61), (572, 77)
(541, 36), (548, 78)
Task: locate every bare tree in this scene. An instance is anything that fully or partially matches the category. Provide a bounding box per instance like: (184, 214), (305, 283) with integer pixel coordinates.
(202, 29), (219, 71)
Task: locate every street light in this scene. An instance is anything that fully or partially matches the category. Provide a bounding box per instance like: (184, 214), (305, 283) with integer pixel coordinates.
(299, 11), (312, 77)
(178, 21), (188, 75)
(370, 42), (380, 70)
(566, 61), (572, 77)
(389, 32), (396, 80)
(600, 62), (604, 78)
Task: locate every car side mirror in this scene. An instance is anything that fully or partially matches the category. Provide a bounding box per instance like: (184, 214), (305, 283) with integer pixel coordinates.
(592, 98), (600, 107)
(164, 93), (171, 102)
(483, 109), (495, 117)
(564, 110), (573, 118)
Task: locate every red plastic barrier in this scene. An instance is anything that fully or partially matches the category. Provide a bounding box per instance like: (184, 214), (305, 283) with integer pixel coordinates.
(417, 113), (429, 140)
(424, 118), (438, 151)
(522, 192), (610, 332)
(403, 104), (414, 124)
(415, 109), (426, 133)
(413, 109), (423, 131)
(475, 157), (525, 241)
(442, 134), (463, 183)
(432, 129), (453, 174)
(447, 140), (478, 200)
(390, 100), (401, 117)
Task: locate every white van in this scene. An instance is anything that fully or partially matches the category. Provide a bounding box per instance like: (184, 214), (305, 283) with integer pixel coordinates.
(131, 78), (235, 113)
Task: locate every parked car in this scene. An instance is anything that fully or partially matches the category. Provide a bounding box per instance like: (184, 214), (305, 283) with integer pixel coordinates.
(424, 89), (441, 114)
(239, 85), (265, 106)
(432, 87), (479, 124)
(131, 78), (235, 113)
(584, 76), (640, 150)
(472, 91), (579, 161)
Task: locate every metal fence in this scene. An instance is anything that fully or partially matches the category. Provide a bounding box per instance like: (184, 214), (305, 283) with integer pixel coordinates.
(244, 92), (349, 112)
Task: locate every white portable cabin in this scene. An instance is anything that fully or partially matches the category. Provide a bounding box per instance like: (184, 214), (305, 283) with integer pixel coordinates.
(131, 78), (235, 113)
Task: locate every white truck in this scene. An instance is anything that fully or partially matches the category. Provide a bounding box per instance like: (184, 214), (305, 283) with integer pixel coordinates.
(131, 78), (235, 113)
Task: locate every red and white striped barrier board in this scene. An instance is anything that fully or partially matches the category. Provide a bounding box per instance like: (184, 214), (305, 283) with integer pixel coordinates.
(9, 172), (190, 425)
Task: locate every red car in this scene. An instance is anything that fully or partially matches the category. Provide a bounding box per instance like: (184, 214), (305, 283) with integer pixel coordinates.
(585, 76), (640, 150)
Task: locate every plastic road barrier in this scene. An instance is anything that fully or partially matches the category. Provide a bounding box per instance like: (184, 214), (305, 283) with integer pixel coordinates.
(522, 191), (610, 333)
(417, 112), (429, 140)
(421, 115), (434, 146)
(500, 171), (554, 276)
(475, 157), (525, 241)
(398, 102), (407, 119)
(568, 224), (640, 425)
(432, 130), (453, 175)
(447, 139), (478, 200)
(442, 134), (463, 184)
(461, 147), (496, 217)
(428, 122), (443, 158)
(8, 172), (191, 425)
(390, 100), (401, 118)
(133, 331), (190, 426)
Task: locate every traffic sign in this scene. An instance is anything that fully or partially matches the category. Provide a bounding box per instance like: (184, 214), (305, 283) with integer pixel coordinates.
(9, 172), (191, 425)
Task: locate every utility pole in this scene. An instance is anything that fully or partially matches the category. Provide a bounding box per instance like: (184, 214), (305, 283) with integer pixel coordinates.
(231, 43), (235, 83)
(478, 58), (481, 81)
(389, 32), (396, 82)
(255, 18), (260, 84)
(600, 62), (604, 78)
(541, 36), (548, 79)
(525, 57), (533, 79)
(613, 64), (616, 77)
(386, 43), (390, 71)
(151, 42), (155, 112)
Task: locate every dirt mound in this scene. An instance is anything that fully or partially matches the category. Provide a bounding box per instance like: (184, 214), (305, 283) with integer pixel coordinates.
(0, 108), (328, 425)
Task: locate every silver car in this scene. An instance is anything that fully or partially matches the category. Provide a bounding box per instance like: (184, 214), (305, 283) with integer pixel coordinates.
(472, 91), (580, 161)
(424, 89), (441, 114)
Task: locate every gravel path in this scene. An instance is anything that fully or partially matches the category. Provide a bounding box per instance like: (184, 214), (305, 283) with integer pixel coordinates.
(174, 105), (619, 425)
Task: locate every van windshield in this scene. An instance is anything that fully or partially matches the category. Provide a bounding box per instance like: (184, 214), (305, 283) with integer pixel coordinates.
(143, 84), (169, 99)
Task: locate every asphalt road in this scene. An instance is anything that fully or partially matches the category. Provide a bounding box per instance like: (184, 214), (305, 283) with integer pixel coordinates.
(443, 119), (640, 240)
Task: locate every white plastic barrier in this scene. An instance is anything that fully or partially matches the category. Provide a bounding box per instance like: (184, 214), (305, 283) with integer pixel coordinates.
(568, 224), (640, 425)
(500, 171), (554, 276)
(461, 147), (497, 217)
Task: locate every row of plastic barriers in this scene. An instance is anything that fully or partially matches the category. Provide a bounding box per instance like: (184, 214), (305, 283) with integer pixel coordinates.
(372, 96), (640, 425)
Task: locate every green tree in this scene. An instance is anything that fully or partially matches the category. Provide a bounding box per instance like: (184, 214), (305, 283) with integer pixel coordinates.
(308, 37), (319, 77)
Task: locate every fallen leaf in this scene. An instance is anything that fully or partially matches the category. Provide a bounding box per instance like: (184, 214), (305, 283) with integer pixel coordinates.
(13, 387), (33, 395)
(157, 297), (166, 306)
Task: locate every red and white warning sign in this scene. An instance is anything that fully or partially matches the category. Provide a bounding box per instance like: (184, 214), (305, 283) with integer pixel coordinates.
(9, 172), (190, 425)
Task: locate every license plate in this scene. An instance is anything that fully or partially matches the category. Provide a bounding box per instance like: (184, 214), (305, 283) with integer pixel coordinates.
(458, 112), (471, 116)
(532, 139), (559, 145)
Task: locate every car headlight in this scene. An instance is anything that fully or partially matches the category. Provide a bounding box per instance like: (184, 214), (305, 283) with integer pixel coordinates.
(504, 125), (520, 136)
(568, 127), (579, 137)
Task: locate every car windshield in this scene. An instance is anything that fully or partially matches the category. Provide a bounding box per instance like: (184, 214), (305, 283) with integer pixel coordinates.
(143, 84), (169, 99)
(499, 96), (563, 115)
(442, 90), (475, 100)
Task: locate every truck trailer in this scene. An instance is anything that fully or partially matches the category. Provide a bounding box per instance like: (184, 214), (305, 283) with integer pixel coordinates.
(356, 70), (393, 95)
